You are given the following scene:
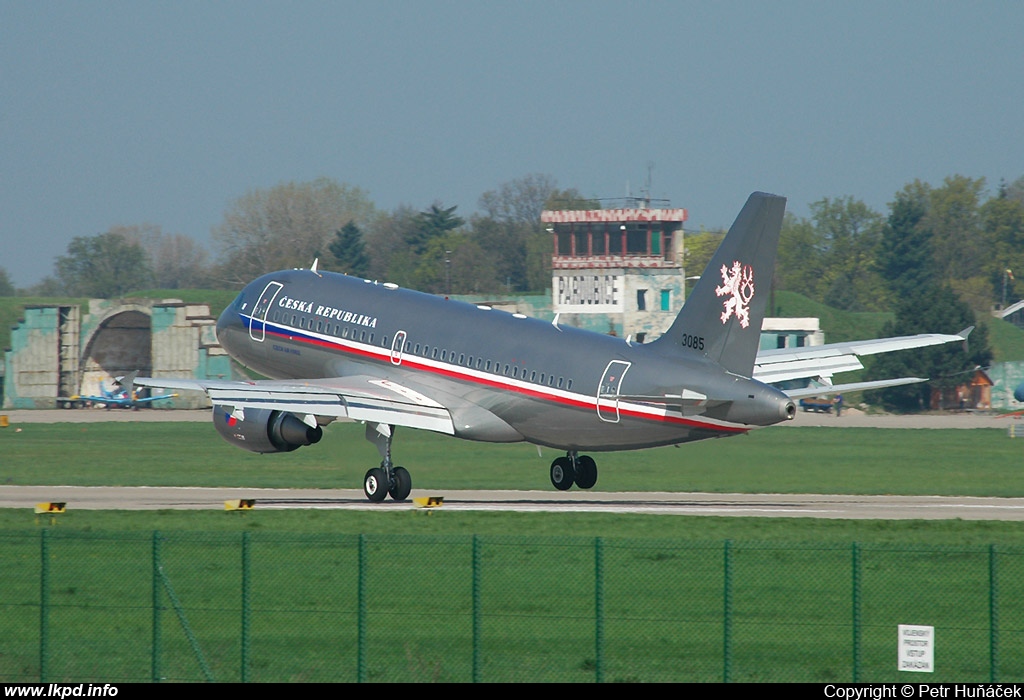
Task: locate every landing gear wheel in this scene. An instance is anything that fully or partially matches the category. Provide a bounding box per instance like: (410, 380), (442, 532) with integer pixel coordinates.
(389, 466), (412, 501)
(575, 455), (598, 489)
(364, 467), (388, 502)
(550, 457), (575, 491)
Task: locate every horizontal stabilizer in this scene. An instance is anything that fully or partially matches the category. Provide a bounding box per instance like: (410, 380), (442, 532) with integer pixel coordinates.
(783, 377), (928, 400)
(754, 330), (971, 384)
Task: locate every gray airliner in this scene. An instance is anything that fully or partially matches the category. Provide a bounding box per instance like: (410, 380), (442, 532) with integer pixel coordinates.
(135, 192), (968, 501)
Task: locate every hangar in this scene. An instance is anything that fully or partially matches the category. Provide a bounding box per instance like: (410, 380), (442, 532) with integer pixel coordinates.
(2, 298), (233, 409)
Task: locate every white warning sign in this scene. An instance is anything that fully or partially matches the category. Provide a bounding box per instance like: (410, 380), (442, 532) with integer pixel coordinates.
(898, 624), (934, 672)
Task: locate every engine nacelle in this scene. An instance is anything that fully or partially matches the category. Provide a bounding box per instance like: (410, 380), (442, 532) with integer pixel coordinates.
(213, 408), (323, 454)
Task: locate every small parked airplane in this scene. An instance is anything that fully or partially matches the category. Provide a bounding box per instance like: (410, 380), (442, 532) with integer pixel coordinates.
(64, 377), (177, 410)
(135, 192), (968, 501)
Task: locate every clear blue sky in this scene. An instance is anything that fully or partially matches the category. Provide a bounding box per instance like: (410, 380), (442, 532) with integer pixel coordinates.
(2, 1), (1021, 287)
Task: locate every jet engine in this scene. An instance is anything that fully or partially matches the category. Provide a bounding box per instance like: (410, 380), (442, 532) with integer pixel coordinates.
(213, 408), (323, 454)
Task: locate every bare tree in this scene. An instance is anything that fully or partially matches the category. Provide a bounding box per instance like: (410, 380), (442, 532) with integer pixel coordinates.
(111, 224), (210, 289)
(212, 177), (376, 285)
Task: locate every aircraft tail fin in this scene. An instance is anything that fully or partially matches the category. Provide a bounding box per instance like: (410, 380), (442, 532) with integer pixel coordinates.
(652, 192), (787, 377)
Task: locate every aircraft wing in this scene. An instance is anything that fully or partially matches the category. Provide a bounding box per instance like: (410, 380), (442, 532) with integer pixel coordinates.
(133, 375), (456, 435)
(753, 327), (972, 384)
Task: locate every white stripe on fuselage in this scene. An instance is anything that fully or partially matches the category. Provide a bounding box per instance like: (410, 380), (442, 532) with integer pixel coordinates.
(241, 312), (748, 435)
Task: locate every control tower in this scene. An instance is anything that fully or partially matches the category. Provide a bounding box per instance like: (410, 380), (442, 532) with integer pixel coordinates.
(542, 198), (687, 341)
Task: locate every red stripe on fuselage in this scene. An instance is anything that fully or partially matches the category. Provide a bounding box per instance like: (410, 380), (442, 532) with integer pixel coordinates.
(258, 322), (749, 436)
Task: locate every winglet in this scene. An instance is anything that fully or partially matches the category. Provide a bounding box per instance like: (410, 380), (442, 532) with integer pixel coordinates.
(959, 326), (974, 352)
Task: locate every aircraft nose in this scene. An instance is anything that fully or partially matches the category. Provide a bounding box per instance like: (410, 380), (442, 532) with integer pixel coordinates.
(216, 291), (247, 343)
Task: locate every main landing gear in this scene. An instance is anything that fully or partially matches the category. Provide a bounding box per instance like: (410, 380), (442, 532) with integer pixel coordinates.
(549, 451), (598, 491)
(363, 423), (412, 502)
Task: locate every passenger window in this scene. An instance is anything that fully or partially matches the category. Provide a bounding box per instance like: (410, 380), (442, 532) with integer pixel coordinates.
(530, 371), (537, 382)
(557, 377), (563, 388)
(316, 320), (323, 332)
(459, 353), (465, 365)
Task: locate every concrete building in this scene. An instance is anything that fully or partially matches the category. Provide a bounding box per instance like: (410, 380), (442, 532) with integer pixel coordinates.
(542, 201), (688, 341)
(2, 299), (233, 409)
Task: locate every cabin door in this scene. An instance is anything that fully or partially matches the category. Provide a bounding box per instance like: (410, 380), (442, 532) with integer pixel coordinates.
(391, 330), (407, 365)
(597, 360), (631, 423)
(249, 281), (283, 342)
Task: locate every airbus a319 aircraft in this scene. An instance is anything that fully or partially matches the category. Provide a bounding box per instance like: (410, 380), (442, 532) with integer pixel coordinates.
(135, 192), (968, 502)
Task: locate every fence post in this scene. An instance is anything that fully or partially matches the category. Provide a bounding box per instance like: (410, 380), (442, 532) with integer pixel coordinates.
(472, 534), (481, 683)
(722, 539), (732, 683)
(595, 537), (604, 684)
(39, 529), (49, 683)
(852, 542), (861, 683)
(358, 533), (367, 683)
(989, 543), (999, 683)
(241, 531), (251, 683)
(152, 531), (162, 683)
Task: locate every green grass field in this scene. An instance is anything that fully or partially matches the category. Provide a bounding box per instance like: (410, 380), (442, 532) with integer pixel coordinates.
(4, 420), (1024, 682)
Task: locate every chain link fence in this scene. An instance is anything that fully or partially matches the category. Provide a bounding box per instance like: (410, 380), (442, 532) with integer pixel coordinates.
(1, 530), (1022, 683)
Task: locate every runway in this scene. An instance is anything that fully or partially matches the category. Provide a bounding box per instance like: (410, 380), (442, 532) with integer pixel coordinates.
(2, 408), (1020, 520)
(5, 485), (1024, 520)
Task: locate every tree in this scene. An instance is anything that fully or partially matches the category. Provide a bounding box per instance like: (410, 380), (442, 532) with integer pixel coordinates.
(926, 176), (991, 313)
(809, 197), (886, 311)
(776, 213), (825, 302)
(328, 221), (370, 278)
(982, 190), (1024, 308)
(363, 206), (420, 283)
(1002, 175), (1024, 207)
(407, 203), (464, 255)
(0, 267), (15, 296)
(877, 181), (936, 300)
(866, 182), (993, 410)
(775, 198), (886, 311)
(54, 232), (154, 297)
(212, 177), (376, 285)
(109, 224), (210, 289)
(864, 285), (992, 411)
(683, 228), (725, 288)
(472, 176), (593, 293)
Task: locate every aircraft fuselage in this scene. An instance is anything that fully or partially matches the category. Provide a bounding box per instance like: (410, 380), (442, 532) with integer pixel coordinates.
(217, 269), (794, 453)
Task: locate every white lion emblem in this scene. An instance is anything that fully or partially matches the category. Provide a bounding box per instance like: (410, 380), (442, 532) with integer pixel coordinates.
(715, 261), (755, 328)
